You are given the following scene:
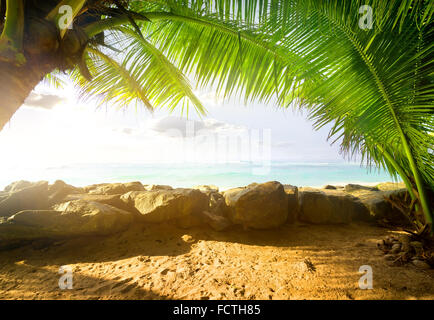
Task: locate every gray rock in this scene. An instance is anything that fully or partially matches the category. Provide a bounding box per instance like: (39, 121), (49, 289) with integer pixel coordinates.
(390, 243), (402, 254)
(412, 260), (431, 269)
(384, 254), (398, 261)
(0, 181), (49, 217)
(224, 181), (288, 229)
(62, 193), (131, 211)
(144, 184), (173, 191)
(209, 192), (230, 217)
(200, 210), (232, 231)
(323, 185), (337, 190)
(376, 182), (406, 191)
(283, 184), (298, 223)
(1, 200), (135, 241)
(352, 189), (411, 225)
(121, 188), (208, 227)
(298, 188), (369, 224)
(345, 184), (379, 192)
(47, 180), (83, 205)
(193, 185), (219, 195)
(3, 180), (35, 192)
(85, 182), (145, 195)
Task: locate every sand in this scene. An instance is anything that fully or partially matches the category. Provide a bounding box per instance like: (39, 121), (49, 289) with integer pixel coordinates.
(0, 222), (432, 300)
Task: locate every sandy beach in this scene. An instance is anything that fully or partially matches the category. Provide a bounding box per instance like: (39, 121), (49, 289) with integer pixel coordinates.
(1, 222), (433, 300)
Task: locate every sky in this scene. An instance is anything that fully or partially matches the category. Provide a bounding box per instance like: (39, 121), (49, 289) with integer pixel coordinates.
(0, 80), (350, 170)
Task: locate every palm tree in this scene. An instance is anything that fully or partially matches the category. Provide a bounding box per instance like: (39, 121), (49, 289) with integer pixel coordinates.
(135, 0), (434, 231)
(0, 1), (432, 231)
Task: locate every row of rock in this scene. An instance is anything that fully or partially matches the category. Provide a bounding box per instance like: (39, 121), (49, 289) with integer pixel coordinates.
(0, 180), (409, 243)
(377, 235), (433, 269)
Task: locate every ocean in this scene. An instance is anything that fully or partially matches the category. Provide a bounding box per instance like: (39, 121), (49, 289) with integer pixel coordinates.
(0, 161), (397, 191)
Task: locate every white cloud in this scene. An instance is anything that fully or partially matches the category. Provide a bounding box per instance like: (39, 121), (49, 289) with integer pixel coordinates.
(148, 116), (246, 138)
(23, 92), (66, 110)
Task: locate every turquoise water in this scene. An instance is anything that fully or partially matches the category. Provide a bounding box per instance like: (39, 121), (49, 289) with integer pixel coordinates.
(0, 162), (397, 190)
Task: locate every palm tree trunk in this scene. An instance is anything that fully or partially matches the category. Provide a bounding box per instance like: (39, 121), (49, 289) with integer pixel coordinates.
(0, 61), (51, 130)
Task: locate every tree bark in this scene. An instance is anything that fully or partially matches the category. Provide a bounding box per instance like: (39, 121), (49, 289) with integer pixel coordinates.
(0, 61), (51, 130)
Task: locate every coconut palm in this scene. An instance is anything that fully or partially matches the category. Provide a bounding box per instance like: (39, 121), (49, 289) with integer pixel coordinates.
(134, 0), (434, 231)
(0, 0), (432, 230)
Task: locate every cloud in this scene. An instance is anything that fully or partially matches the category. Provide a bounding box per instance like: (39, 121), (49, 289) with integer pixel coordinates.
(149, 116), (245, 137)
(23, 92), (65, 110)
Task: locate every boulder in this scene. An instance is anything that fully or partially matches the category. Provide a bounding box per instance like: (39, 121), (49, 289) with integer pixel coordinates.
(323, 185), (337, 190)
(0, 181), (49, 217)
(224, 181), (288, 229)
(1, 204), (134, 241)
(121, 188), (208, 227)
(85, 182), (145, 195)
(200, 210), (232, 231)
(353, 188), (411, 225)
(51, 200), (135, 234)
(62, 193), (131, 211)
(3, 180), (34, 192)
(87, 183), (126, 195)
(209, 192), (230, 217)
(83, 183), (107, 193)
(345, 184), (379, 193)
(193, 185), (219, 195)
(1, 200), (135, 241)
(283, 184), (298, 223)
(375, 182), (406, 191)
(123, 181), (146, 192)
(144, 184), (173, 191)
(298, 187), (370, 224)
(47, 180), (83, 205)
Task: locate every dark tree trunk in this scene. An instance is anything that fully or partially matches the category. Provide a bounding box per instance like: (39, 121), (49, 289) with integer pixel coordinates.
(0, 61), (52, 130)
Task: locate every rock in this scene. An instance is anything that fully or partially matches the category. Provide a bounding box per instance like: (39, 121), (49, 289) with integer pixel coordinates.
(3, 180), (34, 192)
(390, 243), (402, 254)
(200, 210), (232, 231)
(412, 260), (431, 270)
(123, 181), (145, 192)
(51, 200), (135, 234)
(283, 184), (298, 223)
(121, 188), (208, 227)
(323, 185), (337, 190)
(85, 182), (145, 195)
(345, 184), (379, 192)
(398, 234), (412, 253)
(209, 192), (230, 217)
(193, 185), (219, 194)
(298, 188), (369, 224)
(353, 189), (411, 225)
(62, 193), (131, 211)
(0, 181), (49, 217)
(376, 182), (406, 191)
(377, 240), (389, 253)
(144, 184), (173, 191)
(384, 254), (398, 261)
(181, 234), (194, 243)
(47, 180), (83, 205)
(410, 241), (423, 256)
(224, 181), (288, 229)
(1, 200), (135, 241)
